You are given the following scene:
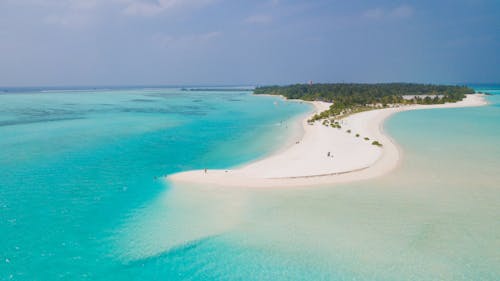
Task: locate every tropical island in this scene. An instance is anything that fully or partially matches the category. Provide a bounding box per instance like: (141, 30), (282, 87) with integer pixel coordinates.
(254, 83), (475, 121)
(168, 83), (485, 188)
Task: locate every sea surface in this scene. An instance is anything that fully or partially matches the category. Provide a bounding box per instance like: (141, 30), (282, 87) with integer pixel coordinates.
(0, 85), (499, 280)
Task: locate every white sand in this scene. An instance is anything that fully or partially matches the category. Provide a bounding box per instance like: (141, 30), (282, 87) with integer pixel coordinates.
(168, 94), (488, 188)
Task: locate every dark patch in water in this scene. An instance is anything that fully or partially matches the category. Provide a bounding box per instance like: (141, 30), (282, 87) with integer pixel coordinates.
(124, 234), (221, 266)
(144, 93), (186, 99)
(0, 108), (82, 120)
(182, 105), (202, 110)
(0, 117), (86, 127)
(119, 107), (206, 116)
(131, 99), (156, 103)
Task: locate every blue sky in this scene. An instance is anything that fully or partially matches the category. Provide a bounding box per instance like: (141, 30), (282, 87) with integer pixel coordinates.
(1, 0), (499, 86)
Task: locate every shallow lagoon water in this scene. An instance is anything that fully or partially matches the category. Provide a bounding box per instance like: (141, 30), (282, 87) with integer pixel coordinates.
(1, 86), (499, 280)
(0, 88), (309, 280)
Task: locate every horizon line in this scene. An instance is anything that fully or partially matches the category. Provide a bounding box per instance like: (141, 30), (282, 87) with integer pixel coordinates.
(1, 81), (499, 90)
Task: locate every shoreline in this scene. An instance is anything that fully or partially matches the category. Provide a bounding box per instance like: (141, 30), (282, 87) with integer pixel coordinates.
(231, 95), (314, 170)
(167, 94), (488, 188)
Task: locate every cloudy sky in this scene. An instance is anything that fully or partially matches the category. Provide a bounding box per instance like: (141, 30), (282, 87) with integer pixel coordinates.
(1, 0), (499, 86)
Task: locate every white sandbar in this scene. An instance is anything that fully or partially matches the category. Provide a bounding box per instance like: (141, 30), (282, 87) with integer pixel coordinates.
(168, 94), (487, 188)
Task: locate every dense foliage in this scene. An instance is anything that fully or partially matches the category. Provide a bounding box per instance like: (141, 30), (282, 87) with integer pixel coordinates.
(254, 83), (474, 121)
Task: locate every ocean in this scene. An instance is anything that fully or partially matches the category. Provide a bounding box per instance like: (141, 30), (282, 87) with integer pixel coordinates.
(0, 85), (499, 280)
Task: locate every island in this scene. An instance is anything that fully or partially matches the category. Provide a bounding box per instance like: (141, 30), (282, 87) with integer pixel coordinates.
(168, 83), (487, 188)
(254, 83), (474, 120)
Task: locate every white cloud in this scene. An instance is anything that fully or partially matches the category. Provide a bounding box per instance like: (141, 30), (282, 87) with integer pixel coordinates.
(28, 0), (98, 10)
(152, 31), (221, 47)
(4, 0), (102, 28)
(9, 0), (217, 28)
(362, 4), (414, 21)
(40, 0), (100, 27)
(199, 31), (221, 40)
(269, 0), (280, 6)
(45, 13), (91, 27)
(245, 14), (272, 24)
(391, 5), (414, 19)
(362, 8), (384, 20)
(121, 0), (178, 16)
(118, 0), (216, 16)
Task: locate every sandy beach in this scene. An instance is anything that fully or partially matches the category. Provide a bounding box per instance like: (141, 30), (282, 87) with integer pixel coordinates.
(168, 94), (488, 188)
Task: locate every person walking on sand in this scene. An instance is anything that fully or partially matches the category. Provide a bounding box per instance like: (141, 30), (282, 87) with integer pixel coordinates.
(327, 152), (331, 157)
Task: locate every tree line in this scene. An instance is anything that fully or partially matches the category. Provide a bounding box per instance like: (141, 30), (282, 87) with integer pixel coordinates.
(254, 83), (474, 120)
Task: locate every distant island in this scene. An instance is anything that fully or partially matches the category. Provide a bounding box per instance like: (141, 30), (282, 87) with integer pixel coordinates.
(254, 83), (475, 121)
(181, 87), (253, 92)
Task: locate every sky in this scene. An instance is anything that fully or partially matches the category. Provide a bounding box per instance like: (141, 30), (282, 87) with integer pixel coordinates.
(0, 0), (499, 86)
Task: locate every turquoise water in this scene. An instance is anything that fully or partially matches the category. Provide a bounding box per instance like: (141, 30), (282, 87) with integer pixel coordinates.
(1, 86), (499, 280)
(0, 88), (309, 280)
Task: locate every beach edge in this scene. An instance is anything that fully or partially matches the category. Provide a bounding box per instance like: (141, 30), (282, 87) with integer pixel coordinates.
(167, 94), (488, 188)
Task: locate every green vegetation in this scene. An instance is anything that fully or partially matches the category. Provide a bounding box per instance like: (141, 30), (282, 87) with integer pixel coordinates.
(372, 141), (383, 147)
(254, 83), (474, 121)
(355, 134), (360, 137)
(364, 137), (370, 141)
